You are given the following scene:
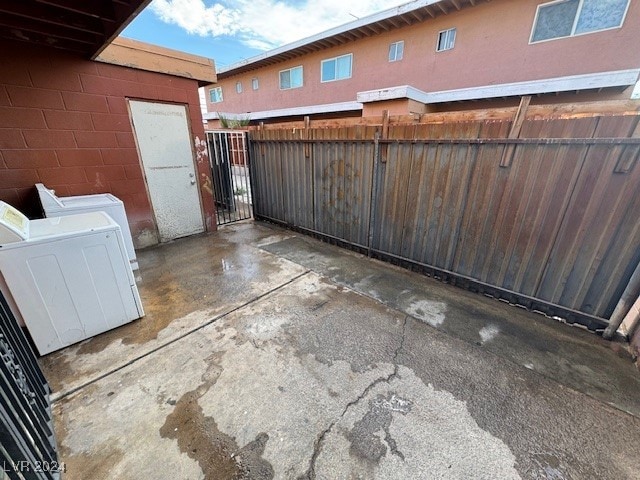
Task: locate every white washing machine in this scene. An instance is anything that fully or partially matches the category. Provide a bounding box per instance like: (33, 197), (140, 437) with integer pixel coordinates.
(36, 183), (138, 270)
(0, 201), (144, 355)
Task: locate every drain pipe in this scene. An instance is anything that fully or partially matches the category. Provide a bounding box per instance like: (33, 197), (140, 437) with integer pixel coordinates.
(619, 294), (640, 338)
(629, 302), (640, 361)
(603, 262), (640, 340)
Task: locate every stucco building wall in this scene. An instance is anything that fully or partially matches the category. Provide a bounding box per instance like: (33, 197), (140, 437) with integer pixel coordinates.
(208, 0), (639, 116)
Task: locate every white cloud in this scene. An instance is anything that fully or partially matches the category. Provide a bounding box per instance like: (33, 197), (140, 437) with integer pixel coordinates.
(150, 0), (406, 50)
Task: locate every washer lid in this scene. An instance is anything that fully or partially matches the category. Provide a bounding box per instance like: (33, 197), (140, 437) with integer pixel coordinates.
(60, 194), (120, 208)
(0, 201), (29, 243)
(29, 211), (117, 239)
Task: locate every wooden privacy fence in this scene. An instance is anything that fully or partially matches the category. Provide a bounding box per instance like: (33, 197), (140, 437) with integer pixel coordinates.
(248, 111), (640, 330)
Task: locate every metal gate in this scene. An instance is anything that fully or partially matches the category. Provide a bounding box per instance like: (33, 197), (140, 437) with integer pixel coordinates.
(206, 130), (253, 225)
(1, 291), (60, 479)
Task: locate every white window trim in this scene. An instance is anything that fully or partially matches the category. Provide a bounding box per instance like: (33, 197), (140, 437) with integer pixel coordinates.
(320, 53), (353, 83)
(236, 81), (243, 94)
(279, 66), (304, 90)
(529, 0), (631, 45)
(209, 86), (223, 103)
(252, 78), (259, 90)
(389, 41), (404, 62)
(436, 28), (456, 52)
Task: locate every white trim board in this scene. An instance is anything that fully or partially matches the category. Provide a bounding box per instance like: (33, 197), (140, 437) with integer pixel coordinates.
(203, 101), (363, 121)
(357, 69), (640, 104)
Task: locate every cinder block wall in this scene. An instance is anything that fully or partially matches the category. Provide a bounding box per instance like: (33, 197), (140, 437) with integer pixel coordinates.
(0, 39), (216, 247)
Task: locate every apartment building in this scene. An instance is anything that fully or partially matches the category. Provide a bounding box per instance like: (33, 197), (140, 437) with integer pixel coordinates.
(204, 0), (640, 125)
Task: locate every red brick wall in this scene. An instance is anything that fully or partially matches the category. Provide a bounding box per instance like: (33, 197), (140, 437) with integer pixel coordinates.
(0, 39), (216, 248)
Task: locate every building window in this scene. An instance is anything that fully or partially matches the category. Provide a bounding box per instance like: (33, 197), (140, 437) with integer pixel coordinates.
(389, 41), (404, 62)
(209, 87), (223, 103)
(252, 78), (259, 90)
(279, 66), (303, 89)
(531, 0), (629, 43)
(437, 28), (456, 51)
(321, 54), (352, 82)
(236, 81), (243, 93)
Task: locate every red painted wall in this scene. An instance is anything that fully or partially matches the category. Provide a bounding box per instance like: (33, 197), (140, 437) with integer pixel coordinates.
(208, 0), (639, 115)
(0, 39), (216, 248)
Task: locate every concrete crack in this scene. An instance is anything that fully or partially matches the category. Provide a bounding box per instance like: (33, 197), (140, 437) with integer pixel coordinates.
(394, 315), (408, 364)
(298, 316), (409, 479)
(384, 426), (405, 461)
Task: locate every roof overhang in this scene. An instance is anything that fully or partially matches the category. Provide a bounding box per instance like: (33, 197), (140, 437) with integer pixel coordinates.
(96, 37), (216, 86)
(357, 69), (640, 104)
(217, 0), (488, 79)
(0, 0), (151, 58)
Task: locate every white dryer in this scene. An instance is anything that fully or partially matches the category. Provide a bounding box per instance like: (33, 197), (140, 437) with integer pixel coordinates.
(36, 183), (138, 270)
(0, 201), (144, 355)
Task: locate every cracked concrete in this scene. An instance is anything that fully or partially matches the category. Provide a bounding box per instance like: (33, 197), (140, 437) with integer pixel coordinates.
(300, 315), (409, 480)
(47, 222), (640, 479)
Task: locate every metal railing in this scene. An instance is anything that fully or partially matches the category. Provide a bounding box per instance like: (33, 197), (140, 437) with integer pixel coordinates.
(1, 291), (60, 480)
(206, 131), (253, 225)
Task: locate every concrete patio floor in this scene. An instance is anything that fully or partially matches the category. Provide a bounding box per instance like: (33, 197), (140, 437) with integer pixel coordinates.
(42, 221), (640, 479)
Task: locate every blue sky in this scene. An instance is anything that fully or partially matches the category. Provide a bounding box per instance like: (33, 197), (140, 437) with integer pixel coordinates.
(123, 0), (407, 69)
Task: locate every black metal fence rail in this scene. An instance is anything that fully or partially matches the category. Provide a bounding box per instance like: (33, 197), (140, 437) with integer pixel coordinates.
(206, 130), (253, 226)
(0, 292), (59, 480)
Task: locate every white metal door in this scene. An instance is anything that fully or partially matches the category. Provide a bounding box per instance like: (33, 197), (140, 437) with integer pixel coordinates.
(129, 100), (204, 242)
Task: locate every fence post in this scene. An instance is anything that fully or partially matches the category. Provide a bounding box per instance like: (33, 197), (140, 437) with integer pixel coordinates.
(500, 95), (531, 167)
(368, 131), (382, 257)
(381, 109), (389, 163)
(304, 115), (310, 158)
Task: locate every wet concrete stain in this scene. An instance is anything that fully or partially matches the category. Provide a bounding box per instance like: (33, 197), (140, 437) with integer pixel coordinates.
(54, 384), (125, 478)
(39, 350), (74, 393)
(160, 354), (274, 480)
(62, 444), (125, 480)
(213, 274), (404, 375)
(260, 235), (640, 418)
(347, 392), (413, 465)
(398, 317), (607, 479)
(41, 230), (288, 374)
(288, 279), (406, 374)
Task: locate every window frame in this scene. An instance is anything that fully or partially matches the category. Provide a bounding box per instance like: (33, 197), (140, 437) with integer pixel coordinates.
(279, 66), (304, 90)
(389, 41), (404, 62)
(251, 78), (259, 90)
(209, 86), (223, 103)
(529, 0), (631, 44)
(235, 81), (243, 94)
(320, 53), (353, 83)
(436, 28), (456, 52)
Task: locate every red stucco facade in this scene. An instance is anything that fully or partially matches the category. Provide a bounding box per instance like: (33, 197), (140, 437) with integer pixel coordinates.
(0, 39), (216, 247)
(208, 0), (640, 117)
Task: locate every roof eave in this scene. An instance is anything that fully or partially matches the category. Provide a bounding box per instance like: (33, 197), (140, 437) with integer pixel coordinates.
(217, 0), (477, 79)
